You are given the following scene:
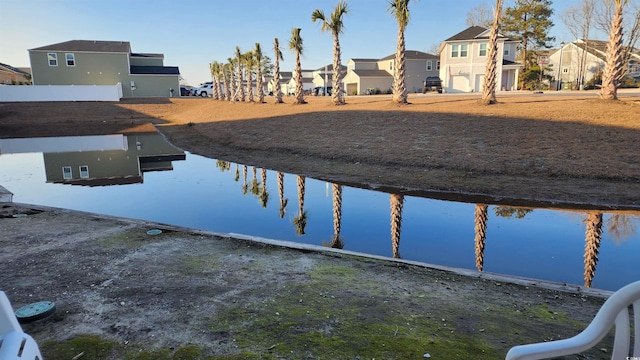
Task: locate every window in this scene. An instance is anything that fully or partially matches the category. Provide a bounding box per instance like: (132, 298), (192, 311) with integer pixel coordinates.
(436, 61), (440, 71)
(48, 53), (58, 66)
(426, 60), (432, 71)
(562, 67), (569, 74)
(451, 44), (468, 58)
(504, 46), (510, 57)
(62, 166), (72, 179)
(389, 61), (393, 71)
(79, 165), (89, 178)
(66, 53), (75, 66)
(479, 43), (487, 57)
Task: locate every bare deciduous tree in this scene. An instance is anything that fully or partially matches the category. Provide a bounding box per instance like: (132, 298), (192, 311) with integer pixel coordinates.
(561, 0), (595, 87)
(466, 2), (493, 28)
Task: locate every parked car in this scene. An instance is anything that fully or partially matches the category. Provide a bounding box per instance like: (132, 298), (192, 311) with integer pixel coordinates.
(422, 76), (443, 93)
(193, 82), (213, 97)
(180, 86), (191, 96)
(314, 86), (332, 96)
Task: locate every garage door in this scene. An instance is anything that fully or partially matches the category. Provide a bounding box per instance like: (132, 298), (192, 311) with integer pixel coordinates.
(475, 74), (485, 93)
(450, 75), (469, 93)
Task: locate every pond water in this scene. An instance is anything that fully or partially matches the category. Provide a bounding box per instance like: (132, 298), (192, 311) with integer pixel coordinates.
(1, 133), (639, 291)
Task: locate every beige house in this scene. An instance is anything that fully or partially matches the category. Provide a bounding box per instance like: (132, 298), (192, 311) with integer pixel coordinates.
(342, 51), (439, 95)
(548, 39), (640, 90)
(439, 26), (522, 93)
(0, 63), (31, 84)
(312, 64), (347, 95)
(28, 40), (180, 97)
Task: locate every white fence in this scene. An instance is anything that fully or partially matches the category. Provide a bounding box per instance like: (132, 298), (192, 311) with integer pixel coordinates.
(0, 83), (123, 102)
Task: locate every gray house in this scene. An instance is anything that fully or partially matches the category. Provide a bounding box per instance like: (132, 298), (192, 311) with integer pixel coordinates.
(28, 40), (180, 97)
(342, 51), (440, 95)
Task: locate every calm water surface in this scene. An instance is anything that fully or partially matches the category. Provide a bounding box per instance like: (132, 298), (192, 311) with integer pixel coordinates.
(1, 134), (638, 291)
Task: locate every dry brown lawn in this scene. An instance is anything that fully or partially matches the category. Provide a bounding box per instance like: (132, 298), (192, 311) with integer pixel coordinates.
(1, 92), (640, 208)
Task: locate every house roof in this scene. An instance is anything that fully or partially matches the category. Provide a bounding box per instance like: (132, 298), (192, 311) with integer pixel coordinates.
(131, 53), (164, 59)
(315, 64), (347, 71)
(350, 58), (379, 62)
(380, 50), (438, 61)
(444, 26), (514, 42)
(0, 62), (30, 76)
(30, 40), (131, 53)
(352, 69), (392, 78)
(130, 66), (180, 75)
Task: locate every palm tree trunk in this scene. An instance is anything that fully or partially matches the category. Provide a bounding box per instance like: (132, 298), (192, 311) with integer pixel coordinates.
(600, 0), (625, 100)
(584, 212), (603, 287)
(274, 55), (283, 104)
(229, 69), (236, 103)
(295, 52), (305, 104)
(257, 65), (265, 103)
(330, 183), (344, 249)
(247, 65), (254, 103)
(293, 175), (307, 235)
(393, 27), (408, 103)
(390, 194), (404, 259)
(332, 31), (345, 105)
(277, 171), (287, 218)
(474, 204), (489, 271)
(241, 165), (248, 195)
(481, 0), (502, 105)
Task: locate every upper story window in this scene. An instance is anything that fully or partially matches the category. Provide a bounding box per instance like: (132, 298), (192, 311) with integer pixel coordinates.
(451, 44), (468, 58)
(479, 43), (487, 57)
(389, 61), (394, 71)
(79, 165), (89, 178)
(66, 53), (75, 66)
(48, 53), (58, 66)
(426, 60), (433, 71)
(62, 166), (72, 179)
(504, 46), (510, 57)
(436, 61), (440, 71)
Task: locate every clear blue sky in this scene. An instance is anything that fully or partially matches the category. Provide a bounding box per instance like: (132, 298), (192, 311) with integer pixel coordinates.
(1, 0), (579, 86)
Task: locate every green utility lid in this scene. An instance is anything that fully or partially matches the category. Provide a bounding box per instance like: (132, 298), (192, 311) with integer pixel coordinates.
(146, 229), (162, 235)
(15, 301), (56, 323)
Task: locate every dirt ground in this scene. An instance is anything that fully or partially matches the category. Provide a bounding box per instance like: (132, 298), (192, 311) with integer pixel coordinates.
(0, 92), (639, 358)
(2, 91), (640, 209)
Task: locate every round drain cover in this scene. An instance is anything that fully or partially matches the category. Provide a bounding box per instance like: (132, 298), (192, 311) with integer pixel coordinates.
(146, 229), (162, 235)
(12, 213), (28, 218)
(15, 301), (56, 323)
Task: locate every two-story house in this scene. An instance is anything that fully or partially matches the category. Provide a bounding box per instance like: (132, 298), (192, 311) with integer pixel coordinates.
(312, 64), (347, 95)
(548, 39), (640, 90)
(28, 40), (180, 98)
(286, 69), (315, 95)
(342, 50), (440, 95)
(439, 26), (522, 93)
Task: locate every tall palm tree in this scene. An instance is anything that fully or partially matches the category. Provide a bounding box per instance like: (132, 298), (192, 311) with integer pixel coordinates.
(474, 204), (489, 271)
(235, 46), (246, 102)
(600, 0), (626, 100)
(209, 62), (220, 100)
(390, 193), (404, 259)
(293, 175), (307, 235)
(312, 1), (349, 105)
(584, 212), (603, 287)
(289, 27), (306, 104)
(328, 183), (345, 249)
(481, 0), (502, 105)
(244, 51), (255, 103)
(254, 43), (266, 103)
(213, 61), (225, 101)
(277, 171), (288, 218)
(227, 58), (236, 103)
(273, 38), (284, 104)
(388, 0), (412, 104)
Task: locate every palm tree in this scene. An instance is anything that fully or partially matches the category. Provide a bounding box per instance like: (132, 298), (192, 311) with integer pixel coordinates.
(227, 58), (236, 103)
(481, 0), (502, 105)
(277, 171), (288, 218)
(328, 183), (345, 249)
(584, 212), (603, 287)
(312, 1), (349, 105)
(209, 62), (220, 100)
(273, 38), (284, 104)
(474, 204), (489, 271)
(244, 51), (255, 103)
(234, 163), (239, 182)
(388, 0), (412, 104)
(293, 175), (307, 235)
(241, 165), (248, 195)
(235, 46), (246, 102)
(259, 168), (269, 208)
(254, 43), (266, 103)
(212, 61), (224, 101)
(600, 0), (626, 100)
(390, 193), (404, 259)
(288, 27), (306, 104)
(250, 166), (260, 195)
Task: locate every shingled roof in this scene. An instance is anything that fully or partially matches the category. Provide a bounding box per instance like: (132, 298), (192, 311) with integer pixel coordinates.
(30, 40), (131, 53)
(380, 50), (438, 61)
(444, 26), (513, 42)
(130, 66), (179, 75)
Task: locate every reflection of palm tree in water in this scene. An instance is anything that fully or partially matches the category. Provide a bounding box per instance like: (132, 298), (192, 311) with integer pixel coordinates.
(328, 183), (344, 249)
(277, 172), (288, 219)
(250, 166), (260, 195)
(474, 204), (489, 271)
(234, 164), (240, 182)
(241, 165), (248, 195)
(293, 175), (307, 235)
(584, 212), (603, 288)
(259, 168), (269, 208)
(390, 194), (404, 259)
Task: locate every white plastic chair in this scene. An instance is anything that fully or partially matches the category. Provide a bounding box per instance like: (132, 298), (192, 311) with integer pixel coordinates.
(0, 291), (43, 360)
(505, 280), (640, 360)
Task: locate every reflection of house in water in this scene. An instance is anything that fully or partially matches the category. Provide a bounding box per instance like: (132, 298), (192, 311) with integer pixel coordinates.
(0, 133), (185, 186)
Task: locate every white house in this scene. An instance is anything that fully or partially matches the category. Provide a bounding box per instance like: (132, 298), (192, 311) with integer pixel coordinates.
(439, 26), (522, 93)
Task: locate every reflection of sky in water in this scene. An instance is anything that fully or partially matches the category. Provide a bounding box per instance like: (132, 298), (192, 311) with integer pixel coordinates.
(1, 151), (639, 292)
